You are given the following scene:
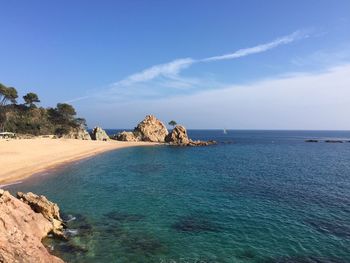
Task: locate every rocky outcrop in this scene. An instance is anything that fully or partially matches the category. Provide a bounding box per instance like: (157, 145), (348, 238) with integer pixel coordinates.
(115, 115), (168, 142)
(113, 131), (139, 142)
(61, 126), (91, 140)
(165, 125), (190, 145)
(134, 115), (168, 142)
(0, 190), (64, 263)
(17, 192), (65, 237)
(90, 126), (110, 141)
(114, 116), (215, 146)
(166, 125), (216, 146)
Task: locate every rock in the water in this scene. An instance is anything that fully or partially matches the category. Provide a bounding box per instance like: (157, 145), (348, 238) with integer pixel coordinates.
(17, 192), (65, 237)
(134, 115), (168, 142)
(305, 139), (318, 143)
(165, 125), (190, 145)
(90, 126), (110, 141)
(166, 125), (216, 146)
(113, 131), (139, 142)
(0, 190), (64, 263)
(325, 140), (343, 143)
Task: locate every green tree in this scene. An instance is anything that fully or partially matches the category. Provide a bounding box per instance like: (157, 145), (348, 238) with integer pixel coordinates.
(0, 84), (18, 131)
(168, 120), (177, 128)
(23, 92), (40, 107)
(57, 103), (76, 120)
(0, 83), (18, 106)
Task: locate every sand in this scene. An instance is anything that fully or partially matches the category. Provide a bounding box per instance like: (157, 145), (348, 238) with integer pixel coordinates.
(0, 138), (158, 185)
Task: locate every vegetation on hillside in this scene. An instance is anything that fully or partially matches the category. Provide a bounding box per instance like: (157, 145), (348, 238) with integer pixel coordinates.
(0, 83), (86, 135)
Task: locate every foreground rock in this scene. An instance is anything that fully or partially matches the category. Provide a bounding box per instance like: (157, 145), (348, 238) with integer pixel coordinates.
(0, 190), (64, 263)
(115, 115), (168, 142)
(90, 126), (110, 141)
(17, 192), (65, 237)
(166, 125), (216, 146)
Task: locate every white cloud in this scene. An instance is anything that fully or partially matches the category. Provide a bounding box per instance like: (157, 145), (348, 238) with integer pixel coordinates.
(108, 30), (305, 90)
(111, 58), (195, 88)
(81, 64), (350, 130)
(202, 30), (307, 62)
(68, 30), (308, 103)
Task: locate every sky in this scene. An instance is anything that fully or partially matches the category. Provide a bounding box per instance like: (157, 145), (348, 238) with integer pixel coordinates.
(1, 0), (350, 129)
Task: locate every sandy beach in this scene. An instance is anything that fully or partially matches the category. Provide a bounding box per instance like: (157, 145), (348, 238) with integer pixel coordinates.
(0, 138), (158, 185)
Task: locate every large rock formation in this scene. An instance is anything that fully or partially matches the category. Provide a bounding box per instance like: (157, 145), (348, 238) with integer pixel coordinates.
(134, 115), (168, 142)
(114, 116), (215, 146)
(166, 125), (216, 146)
(115, 115), (168, 142)
(0, 190), (64, 263)
(90, 126), (110, 141)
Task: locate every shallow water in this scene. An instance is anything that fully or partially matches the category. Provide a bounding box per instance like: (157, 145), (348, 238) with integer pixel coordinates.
(7, 130), (350, 262)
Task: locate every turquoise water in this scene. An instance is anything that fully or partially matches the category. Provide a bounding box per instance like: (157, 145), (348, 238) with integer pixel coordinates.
(6, 131), (350, 262)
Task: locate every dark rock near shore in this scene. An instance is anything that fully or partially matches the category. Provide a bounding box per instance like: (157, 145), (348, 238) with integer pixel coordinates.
(305, 139), (319, 143)
(325, 140), (343, 143)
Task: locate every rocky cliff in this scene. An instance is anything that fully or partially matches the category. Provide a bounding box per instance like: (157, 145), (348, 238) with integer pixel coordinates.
(0, 190), (65, 263)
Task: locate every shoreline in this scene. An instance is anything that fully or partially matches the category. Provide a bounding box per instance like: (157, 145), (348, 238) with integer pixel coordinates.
(0, 138), (159, 186)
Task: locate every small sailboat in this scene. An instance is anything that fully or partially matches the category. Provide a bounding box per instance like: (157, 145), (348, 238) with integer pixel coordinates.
(223, 128), (227, 134)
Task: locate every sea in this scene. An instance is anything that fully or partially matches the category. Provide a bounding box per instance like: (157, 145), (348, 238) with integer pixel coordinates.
(6, 130), (350, 263)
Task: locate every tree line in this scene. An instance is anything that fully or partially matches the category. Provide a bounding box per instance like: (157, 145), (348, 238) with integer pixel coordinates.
(0, 83), (86, 135)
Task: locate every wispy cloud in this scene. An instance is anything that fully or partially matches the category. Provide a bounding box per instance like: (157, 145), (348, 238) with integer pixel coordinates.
(202, 30), (307, 62)
(112, 58), (195, 87)
(69, 30), (308, 103)
(111, 30), (306, 88)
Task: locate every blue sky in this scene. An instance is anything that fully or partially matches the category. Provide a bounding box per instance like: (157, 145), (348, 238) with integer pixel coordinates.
(1, 1), (350, 129)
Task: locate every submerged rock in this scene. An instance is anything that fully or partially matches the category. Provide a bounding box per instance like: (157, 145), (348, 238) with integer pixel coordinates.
(103, 211), (145, 222)
(171, 215), (221, 233)
(90, 126), (110, 141)
(0, 190), (64, 263)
